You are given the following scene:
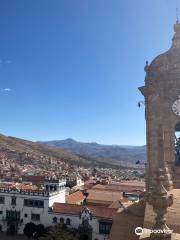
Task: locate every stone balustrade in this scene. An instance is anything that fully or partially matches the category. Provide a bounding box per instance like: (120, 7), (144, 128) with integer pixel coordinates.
(0, 188), (62, 197)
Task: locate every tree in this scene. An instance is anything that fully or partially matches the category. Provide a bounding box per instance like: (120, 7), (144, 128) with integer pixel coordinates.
(24, 222), (37, 238)
(39, 224), (79, 240)
(34, 224), (47, 239)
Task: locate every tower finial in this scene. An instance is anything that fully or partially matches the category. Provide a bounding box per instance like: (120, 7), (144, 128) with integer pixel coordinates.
(176, 7), (179, 23)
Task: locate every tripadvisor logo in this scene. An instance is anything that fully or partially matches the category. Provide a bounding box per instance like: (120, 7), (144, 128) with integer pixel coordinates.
(135, 227), (143, 236)
(135, 227), (173, 236)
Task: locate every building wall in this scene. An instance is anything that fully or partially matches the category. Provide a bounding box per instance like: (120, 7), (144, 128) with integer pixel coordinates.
(0, 189), (66, 234)
(0, 191), (111, 240)
(139, 61), (180, 189)
(49, 190), (66, 206)
(48, 213), (110, 240)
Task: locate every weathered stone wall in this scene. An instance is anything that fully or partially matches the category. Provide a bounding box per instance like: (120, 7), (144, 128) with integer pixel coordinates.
(139, 22), (180, 189)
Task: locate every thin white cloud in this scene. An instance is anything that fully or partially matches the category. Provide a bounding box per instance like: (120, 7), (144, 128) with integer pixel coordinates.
(0, 59), (12, 64)
(4, 60), (12, 64)
(1, 88), (12, 92)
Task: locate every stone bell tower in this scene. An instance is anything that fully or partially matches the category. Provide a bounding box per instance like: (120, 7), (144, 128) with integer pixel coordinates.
(139, 21), (180, 190)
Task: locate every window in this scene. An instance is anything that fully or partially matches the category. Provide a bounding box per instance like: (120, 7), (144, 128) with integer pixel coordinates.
(53, 217), (57, 223)
(0, 197), (5, 204)
(24, 199), (44, 208)
(39, 201), (44, 208)
(60, 217), (64, 223)
(31, 214), (40, 221)
(99, 222), (112, 234)
(34, 201), (38, 207)
(66, 218), (71, 225)
(11, 197), (16, 206)
(6, 211), (20, 221)
(24, 214), (28, 218)
(0, 211), (3, 215)
(24, 199), (28, 206)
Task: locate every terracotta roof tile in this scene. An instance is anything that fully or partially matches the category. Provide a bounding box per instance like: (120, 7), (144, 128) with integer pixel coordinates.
(87, 190), (122, 203)
(22, 175), (44, 183)
(66, 191), (85, 204)
(109, 201), (123, 209)
(92, 182), (145, 192)
(52, 203), (117, 220)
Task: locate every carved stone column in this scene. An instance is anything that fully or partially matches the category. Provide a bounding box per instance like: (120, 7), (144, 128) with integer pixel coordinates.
(147, 168), (173, 239)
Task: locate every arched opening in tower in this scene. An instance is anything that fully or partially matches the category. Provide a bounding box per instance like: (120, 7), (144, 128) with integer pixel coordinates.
(175, 122), (180, 166)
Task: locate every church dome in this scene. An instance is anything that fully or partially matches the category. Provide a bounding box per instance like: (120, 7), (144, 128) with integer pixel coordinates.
(146, 22), (180, 77)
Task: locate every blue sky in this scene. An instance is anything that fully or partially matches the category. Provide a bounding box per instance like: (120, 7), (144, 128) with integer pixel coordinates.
(0, 0), (179, 145)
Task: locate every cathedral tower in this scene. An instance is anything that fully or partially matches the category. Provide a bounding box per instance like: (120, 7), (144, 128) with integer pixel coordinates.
(139, 21), (180, 189)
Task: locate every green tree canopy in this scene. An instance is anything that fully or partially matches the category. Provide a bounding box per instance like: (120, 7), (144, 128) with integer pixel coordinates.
(40, 224), (79, 240)
(34, 224), (47, 239)
(23, 222), (37, 239)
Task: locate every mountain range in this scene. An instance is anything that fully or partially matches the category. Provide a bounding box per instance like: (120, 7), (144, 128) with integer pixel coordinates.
(0, 134), (146, 170)
(0, 134), (89, 166)
(0, 133), (147, 171)
(39, 138), (146, 166)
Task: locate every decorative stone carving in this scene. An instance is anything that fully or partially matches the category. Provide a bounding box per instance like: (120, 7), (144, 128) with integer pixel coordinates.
(79, 207), (93, 240)
(139, 21), (180, 189)
(147, 168), (173, 239)
(161, 167), (173, 191)
(80, 207), (92, 221)
(144, 61), (149, 73)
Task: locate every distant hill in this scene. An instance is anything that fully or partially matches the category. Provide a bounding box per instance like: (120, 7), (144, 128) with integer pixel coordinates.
(39, 138), (147, 166)
(0, 134), (139, 170)
(0, 134), (92, 166)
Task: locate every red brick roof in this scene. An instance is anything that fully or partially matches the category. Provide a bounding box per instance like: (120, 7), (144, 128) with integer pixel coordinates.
(0, 182), (38, 191)
(17, 183), (38, 191)
(66, 191), (85, 204)
(87, 190), (122, 203)
(52, 203), (117, 220)
(109, 201), (123, 209)
(92, 182), (145, 192)
(22, 175), (44, 183)
(84, 180), (97, 190)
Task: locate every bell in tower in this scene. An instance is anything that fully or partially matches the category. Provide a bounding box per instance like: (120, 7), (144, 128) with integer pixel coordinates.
(139, 20), (180, 190)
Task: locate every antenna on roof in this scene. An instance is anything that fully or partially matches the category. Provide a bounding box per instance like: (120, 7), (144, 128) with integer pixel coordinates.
(176, 7), (179, 23)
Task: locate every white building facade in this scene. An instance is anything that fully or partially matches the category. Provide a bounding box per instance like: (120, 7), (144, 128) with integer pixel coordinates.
(0, 178), (115, 240)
